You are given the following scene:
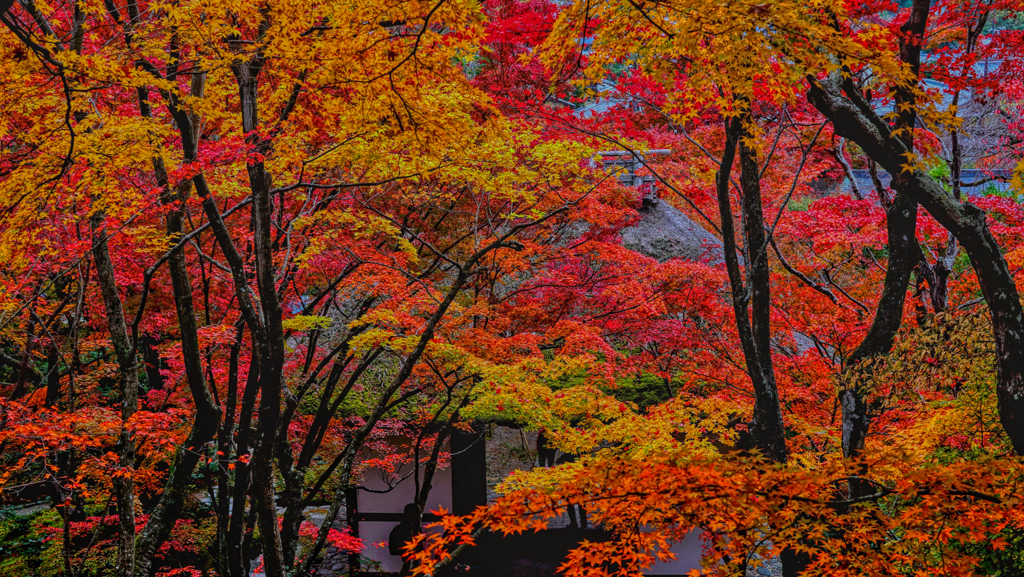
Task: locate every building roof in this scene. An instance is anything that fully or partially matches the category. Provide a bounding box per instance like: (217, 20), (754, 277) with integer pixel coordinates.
(620, 197), (724, 264)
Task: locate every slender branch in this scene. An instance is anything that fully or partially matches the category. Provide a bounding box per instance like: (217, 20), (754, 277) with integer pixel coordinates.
(769, 238), (838, 304)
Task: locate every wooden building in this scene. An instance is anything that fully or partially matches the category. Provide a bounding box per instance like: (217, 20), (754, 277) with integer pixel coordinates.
(349, 426), (703, 577)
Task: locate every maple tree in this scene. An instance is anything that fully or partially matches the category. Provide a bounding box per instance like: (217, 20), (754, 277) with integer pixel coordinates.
(0, 0), (1022, 576)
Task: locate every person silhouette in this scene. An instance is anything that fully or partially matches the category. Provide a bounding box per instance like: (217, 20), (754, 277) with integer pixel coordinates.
(536, 430), (557, 468)
(389, 503), (420, 575)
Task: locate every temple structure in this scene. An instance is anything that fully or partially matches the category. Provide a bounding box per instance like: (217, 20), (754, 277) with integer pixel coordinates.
(349, 426), (705, 577)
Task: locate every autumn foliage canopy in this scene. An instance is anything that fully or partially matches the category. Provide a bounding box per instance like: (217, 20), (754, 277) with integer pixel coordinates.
(0, 0), (1023, 576)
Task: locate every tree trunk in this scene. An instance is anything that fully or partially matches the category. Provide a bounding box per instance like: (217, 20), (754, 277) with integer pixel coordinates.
(840, 191), (919, 458)
(233, 55), (288, 577)
(808, 75), (1024, 455)
(89, 208), (138, 577)
(217, 329), (241, 577)
(45, 344), (61, 408)
(226, 346), (262, 577)
(712, 114), (794, 576)
(131, 73), (223, 577)
(714, 114), (788, 463)
(828, 0), (932, 461)
(739, 134), (788, 464)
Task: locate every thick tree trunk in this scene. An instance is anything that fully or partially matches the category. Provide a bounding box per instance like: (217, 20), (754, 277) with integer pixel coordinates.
(131, 74), (223, 577)
(89, 209), (139, 577)
(712, 115), (793, 576)
(739, 136), (788, 464)
(139, 336), (166, 390)
(808, 75), (1024, 455)
(232, 55), (288, 577)
(828, 0), (932, 461)
(132, 242), (221, 575)
(714, 115), (788, 463)
(45, 344), (61, 407)
(840, 191), (919, 457)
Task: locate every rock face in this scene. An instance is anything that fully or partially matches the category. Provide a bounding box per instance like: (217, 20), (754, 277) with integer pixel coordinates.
(620, 197), (723, 264)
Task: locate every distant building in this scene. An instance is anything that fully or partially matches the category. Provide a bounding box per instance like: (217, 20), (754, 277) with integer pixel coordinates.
(349, 426), (705, 577)
(841, 168), (1013, 198)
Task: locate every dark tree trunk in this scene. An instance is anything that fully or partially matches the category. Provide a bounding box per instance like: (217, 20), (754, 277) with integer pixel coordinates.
(828, 0), (931, 461)
(808, 74), (1024, 455)
(145, 75), (264, 577)
(226, 347), (262, 577)
(711, 114), (793, 576)
(840, 191), (919, 458)
(131, 71), (223, 577)
(232, 54), (288, 577)
(45, 344), (61, 408)
(140, 336), (166, 390)
(739, 134), (788, 464)
(89, 209), (139, 577)
(714, 114), (788, 463)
